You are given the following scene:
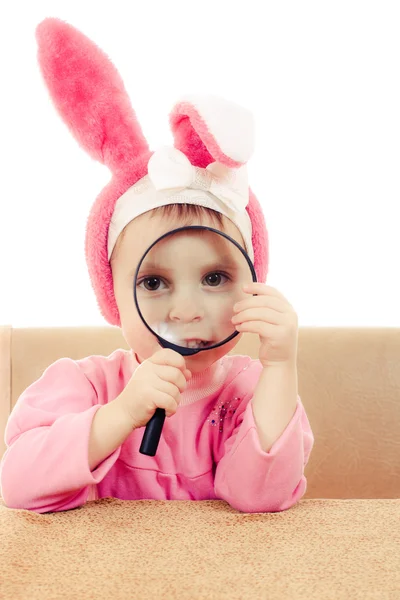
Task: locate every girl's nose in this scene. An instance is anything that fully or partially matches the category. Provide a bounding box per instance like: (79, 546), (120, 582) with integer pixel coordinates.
(169, 292), (204, 323)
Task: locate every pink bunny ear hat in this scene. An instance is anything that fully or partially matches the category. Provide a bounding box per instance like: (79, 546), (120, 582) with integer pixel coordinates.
(35, 18), (269, 327)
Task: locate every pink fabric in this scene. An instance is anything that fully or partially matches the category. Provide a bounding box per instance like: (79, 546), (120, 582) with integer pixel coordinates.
(0, 351), (314, 514)
(170, 102), (243, 169)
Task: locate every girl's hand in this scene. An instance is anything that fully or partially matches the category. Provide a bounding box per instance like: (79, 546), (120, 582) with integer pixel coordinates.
(117, 348), (192, 430)
(231, 283), (298, 368)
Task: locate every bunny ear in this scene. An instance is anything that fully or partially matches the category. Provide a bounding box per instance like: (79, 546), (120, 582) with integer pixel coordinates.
(35, 18), (150, 174)
(169, 94), (254, 169)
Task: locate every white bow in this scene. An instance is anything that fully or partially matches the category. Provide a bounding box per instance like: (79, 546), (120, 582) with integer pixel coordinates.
(147, 146), (249, 212)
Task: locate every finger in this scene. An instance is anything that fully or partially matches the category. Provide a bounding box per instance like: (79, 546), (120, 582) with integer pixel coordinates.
(156, 365), (188, 393)
(243, 283), (288, 301)
(232, 307), (284, 326)
(235, 320), (275, 337)
(151, 348), (186, 371)
(156, 379), (181, 403)
(233, 295), (288, 314)
(155, 392), (180, 417)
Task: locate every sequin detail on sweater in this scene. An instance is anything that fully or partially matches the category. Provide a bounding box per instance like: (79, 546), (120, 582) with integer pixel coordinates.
(207, 397), (242, 432)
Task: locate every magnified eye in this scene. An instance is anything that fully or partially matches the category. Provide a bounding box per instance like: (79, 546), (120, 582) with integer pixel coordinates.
(139, 277), (167, 291)
(203, 272), (229, 287)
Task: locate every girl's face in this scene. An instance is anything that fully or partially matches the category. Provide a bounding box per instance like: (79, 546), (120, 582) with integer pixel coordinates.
(111, 211), (247, 374)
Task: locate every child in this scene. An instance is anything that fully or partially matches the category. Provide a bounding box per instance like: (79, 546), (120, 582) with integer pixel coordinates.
(0, 18), (314, 514)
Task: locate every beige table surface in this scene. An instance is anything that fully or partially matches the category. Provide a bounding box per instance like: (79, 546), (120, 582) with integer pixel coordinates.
(1, 497), (399, 600)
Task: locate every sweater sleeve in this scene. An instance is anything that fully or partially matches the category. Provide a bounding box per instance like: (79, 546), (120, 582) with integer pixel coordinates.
(0, 358), (122, 513)
(214, 381), (314, 514)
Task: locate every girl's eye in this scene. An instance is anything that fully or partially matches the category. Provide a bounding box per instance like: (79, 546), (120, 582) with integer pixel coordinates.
(203, 272), (229, 287)
(139, 277), (166, 291)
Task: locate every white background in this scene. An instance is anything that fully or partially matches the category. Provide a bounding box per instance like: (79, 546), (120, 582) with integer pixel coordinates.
(0, 1), (399, 327)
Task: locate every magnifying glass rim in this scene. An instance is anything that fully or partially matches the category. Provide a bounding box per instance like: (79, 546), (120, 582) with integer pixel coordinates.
(133, 225), (257, 355)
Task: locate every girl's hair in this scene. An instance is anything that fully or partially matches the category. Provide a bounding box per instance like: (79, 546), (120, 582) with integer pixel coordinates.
(151, 203), (224, 227)
(111, 204), (225, 262)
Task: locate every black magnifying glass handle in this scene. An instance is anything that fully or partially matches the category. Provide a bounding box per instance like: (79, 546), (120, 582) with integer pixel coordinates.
(139, 408), (166, 456)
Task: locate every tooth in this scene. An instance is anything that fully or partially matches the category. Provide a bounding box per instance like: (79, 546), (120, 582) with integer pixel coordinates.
(186, 340), (202, 348)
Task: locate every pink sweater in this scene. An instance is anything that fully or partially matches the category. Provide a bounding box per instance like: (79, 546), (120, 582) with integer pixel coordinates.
(0, 350), (314, 514)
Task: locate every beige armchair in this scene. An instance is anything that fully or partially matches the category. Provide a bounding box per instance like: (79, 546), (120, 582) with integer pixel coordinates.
(1, 325), (399, 499)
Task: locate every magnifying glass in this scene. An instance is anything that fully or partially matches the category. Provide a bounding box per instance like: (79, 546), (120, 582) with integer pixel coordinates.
(133, 225), (257, 456)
